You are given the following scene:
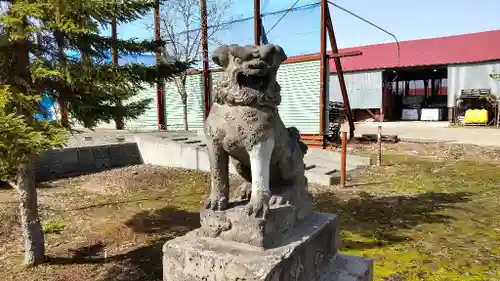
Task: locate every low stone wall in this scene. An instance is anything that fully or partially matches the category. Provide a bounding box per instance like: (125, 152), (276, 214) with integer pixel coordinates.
(134, 135), (238, 174)
(35, 142), (142, 182)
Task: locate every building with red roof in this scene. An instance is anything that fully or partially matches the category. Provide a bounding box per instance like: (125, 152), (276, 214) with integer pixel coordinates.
(328, 29), (500, 122)
(84, 29), (500, 135)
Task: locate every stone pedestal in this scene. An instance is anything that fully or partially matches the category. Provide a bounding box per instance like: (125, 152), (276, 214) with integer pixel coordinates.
(199, 202), (303, 248)
(163, 210), (373, 281)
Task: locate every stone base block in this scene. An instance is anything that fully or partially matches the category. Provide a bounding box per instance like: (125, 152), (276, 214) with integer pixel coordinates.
(199, 201), (303, 248)
(318, 254), (373, 281)
(163, 212), (372, 281)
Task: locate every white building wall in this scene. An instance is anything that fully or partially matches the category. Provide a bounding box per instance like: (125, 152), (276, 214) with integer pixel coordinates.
(448, 61), (500, 106)
(329, 70), (383, 109)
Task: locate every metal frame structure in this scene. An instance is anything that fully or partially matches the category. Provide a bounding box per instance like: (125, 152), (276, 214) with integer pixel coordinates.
(252, 0), (360, 146)
(200, 0), (211, 120)
(184, 0), (361, 146)
(322, 1), (360, 142)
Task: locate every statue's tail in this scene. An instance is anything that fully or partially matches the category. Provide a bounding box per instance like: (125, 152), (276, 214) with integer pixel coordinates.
(286, 126), (308, 155)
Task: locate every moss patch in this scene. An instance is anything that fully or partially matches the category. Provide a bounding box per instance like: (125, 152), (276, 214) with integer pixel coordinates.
(313, 154), (500, 281)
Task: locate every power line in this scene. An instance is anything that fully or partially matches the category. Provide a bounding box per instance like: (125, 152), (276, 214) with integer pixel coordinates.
(177, 2), (320, 36)
(265, 0), (301, 35)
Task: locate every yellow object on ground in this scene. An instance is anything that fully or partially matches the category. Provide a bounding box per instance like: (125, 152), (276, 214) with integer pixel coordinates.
(465, 109), (488, 124)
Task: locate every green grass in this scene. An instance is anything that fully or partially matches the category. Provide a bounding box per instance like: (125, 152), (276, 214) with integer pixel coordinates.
(0, 158), (499, 281)
(313, 154), (500, 281)
(42, 218), (67, 234)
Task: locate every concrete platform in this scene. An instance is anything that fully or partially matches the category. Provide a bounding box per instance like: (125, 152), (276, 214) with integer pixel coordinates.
(163, 212), (372, 281)
(134, 134), (371, 186)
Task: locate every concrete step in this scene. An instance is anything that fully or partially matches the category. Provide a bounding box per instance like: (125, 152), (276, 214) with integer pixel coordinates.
(170, 135), (207, 148)
(135, 135), (371, 186)
(318, 254), (373, 281)
(305, 166), (339, 186)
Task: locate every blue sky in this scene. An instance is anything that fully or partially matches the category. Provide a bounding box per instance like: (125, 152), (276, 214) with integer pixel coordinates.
(106, 0), (500, 61)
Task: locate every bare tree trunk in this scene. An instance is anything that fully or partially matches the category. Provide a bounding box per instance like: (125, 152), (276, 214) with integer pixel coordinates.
(54, 31), (70, 129)
(10, 14), (46, 266)
(9, 160), (45, 266)
(182, 95), (189, 131)
(178, 77), (189, 131)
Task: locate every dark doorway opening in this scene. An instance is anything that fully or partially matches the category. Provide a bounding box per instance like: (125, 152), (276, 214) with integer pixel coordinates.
(382, 66), (448, 121)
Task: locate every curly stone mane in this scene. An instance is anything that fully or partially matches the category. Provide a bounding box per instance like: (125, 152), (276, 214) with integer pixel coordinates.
(211, 44), (287, 108)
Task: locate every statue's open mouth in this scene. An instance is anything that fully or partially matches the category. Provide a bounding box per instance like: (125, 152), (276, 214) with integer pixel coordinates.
(236, 61), (271, 91)
(236, 72), (270, 91)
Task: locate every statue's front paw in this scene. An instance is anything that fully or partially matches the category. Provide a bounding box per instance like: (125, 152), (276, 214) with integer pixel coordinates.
(269, 194), (291, 206)
(245, 192), (270, 218)
(204, 195), (229, 211)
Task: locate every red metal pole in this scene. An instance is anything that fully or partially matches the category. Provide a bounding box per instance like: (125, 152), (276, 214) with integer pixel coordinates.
(319, 0), (327, 148)
(254, 0), (261, 45)
(340, 131), (347, 187)
(154, 1), (166, 130)
(325, 5), (355, 139)
(200, 0), (210, 119)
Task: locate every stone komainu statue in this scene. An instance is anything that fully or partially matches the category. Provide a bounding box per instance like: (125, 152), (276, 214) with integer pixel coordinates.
(203, 43), (312, 219)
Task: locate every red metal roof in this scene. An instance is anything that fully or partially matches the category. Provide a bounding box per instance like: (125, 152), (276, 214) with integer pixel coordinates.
(329, 29), (500, 72)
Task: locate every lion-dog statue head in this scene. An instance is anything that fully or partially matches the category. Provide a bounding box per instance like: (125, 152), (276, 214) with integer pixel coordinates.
(211, 44), (287, 108)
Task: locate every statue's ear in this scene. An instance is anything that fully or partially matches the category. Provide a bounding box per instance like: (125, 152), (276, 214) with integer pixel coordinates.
(212, 45), (230, 68)
(273, 45), (287, 65)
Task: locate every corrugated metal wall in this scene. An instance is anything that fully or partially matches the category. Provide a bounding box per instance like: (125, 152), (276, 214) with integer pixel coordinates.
(329, 70), (383, 109)
(168, 60), (322, 134)
(448, 61), (500, 106)
(71, 59), (321, 133)
(124, 84), (158, 131)
(165, 75), (205, 131)
(276, 60), (321, 134)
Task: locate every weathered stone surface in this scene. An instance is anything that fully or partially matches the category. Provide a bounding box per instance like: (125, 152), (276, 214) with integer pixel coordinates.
(34, 143), (142, 182)
(199, 201), (302, 248)
(318, 254), (373, 281)
(162, 43), (372, 281)
(163, 212), (341, 281)
(203, 43), (311, 220)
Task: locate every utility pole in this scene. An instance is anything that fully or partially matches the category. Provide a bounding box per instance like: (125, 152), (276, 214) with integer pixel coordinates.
(154, 1), (166, 130)
(200, 0), (210, 119)
(111, 18), (124, 130)
(319, 0), (327, 148)
(254, 0), (261, 45)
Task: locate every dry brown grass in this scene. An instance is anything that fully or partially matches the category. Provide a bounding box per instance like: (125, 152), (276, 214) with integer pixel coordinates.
(1, 149), (499, 281)
(0, 165), (229, 281)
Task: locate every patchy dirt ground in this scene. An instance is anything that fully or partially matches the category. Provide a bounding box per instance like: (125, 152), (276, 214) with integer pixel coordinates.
(0, 166), (217, 281)
(345, 140), (500, 162)
(0, 149), (499, 281)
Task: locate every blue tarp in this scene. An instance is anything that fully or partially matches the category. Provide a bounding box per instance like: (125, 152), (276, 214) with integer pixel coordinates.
(34, 52), (156, 120)
(34, 92), (55, 120)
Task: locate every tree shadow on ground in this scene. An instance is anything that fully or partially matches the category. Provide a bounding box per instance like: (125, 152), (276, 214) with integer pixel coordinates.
(313, 191), (472, 250)
(46, 206), (199, 281)
(46, 195), (167, 212)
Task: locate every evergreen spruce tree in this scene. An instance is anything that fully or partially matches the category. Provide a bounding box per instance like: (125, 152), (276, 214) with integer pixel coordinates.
(0, 0), (189, 266)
